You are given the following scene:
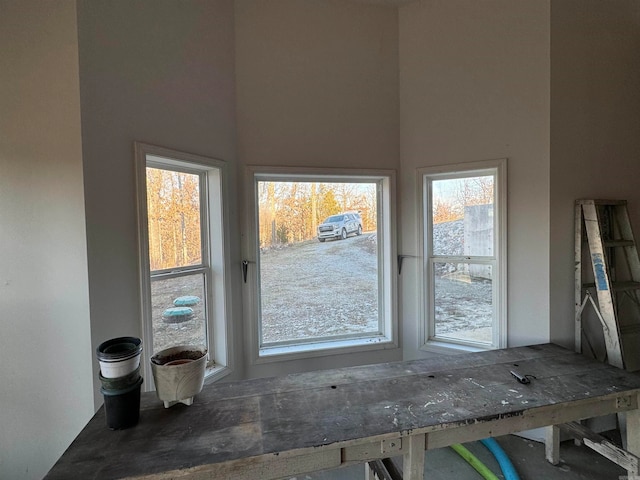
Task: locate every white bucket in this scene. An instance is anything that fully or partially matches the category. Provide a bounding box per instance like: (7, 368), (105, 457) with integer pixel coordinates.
(96, 337), (143, 379)
(99, 354), (141, 379)
(150, 345), (207, 408)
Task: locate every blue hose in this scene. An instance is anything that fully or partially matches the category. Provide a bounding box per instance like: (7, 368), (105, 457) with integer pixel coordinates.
(480, 438), (521, 480)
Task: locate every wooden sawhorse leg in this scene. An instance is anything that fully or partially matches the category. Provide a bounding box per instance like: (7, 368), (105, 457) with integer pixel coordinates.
(626, 407), (640, 478)
(545, 425), (560, 465)
(404, 434), (426, 480)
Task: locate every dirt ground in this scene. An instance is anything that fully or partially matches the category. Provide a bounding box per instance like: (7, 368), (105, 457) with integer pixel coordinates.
(434, 275), (492, 343)
(151, 275), (207, 354)
(260, 233), (379, 343)
(260, 231), (491, 345)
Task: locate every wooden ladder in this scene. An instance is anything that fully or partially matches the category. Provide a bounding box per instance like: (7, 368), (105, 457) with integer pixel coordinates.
(575, 199), (640, 371)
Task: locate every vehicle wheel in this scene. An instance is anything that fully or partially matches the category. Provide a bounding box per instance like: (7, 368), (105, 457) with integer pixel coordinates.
(340, 228), (347, 240)
(357, 225), (362, 235)
(318, 238), (325, 242)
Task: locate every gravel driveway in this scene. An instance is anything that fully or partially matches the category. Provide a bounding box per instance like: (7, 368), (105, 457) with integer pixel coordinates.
(260, 227), (492, 345)
(260, 233), (379, 343)
(150, 226), (492, 353)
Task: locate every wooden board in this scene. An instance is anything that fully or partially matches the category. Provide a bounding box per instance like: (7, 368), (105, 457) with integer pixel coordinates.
(45, 344), (640, 480)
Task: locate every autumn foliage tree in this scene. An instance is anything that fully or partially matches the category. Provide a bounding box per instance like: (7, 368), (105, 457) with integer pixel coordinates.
(146, 168), (202, 271)
(258, 181), (377, 248)
(146, 174), (380, 259)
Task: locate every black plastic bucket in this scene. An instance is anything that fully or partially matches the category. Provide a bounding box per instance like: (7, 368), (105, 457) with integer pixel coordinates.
(96, 336), (142, 361)
(99, 365), (141, 391)
(101, 376), (143, 430)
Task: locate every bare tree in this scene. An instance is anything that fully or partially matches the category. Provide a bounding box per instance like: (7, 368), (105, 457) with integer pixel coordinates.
(453, 176), (493, 211)
(256, 181), (378, 247)
(334, 183), (357, 212)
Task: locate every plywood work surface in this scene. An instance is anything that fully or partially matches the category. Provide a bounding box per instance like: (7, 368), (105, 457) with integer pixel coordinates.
(45, 344), (640, 480)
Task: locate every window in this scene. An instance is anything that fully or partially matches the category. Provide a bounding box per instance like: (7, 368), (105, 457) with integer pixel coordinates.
(135, 143), (231, 386)
(419, 159), (506, 352)
(246, 167), (397, 360)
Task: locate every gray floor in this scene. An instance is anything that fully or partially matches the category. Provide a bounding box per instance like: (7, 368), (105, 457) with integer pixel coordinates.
(289, 432), (626, 480)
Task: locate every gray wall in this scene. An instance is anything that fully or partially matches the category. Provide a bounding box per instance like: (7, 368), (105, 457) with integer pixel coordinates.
(399, 0), (551, 358)
(235, 0), (400, 170)
(0, 1), (94, 478)
(549, 0), (640, 347)
(234, 0), (402, 377)
(76, 0), (242, 404)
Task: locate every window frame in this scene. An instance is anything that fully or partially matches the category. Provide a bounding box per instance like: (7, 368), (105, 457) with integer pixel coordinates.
(134, 142), (233, 389)
(244, 166), (398, 363)
(418, 158), (507, 353)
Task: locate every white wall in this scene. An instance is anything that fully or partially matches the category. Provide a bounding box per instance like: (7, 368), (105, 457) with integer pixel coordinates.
(399, 0), (551, 359)
(76, 0), (241, 403)
(0, 2), (94, 478)
(550, 0), (640, 347)
(234, 0), (402, 378)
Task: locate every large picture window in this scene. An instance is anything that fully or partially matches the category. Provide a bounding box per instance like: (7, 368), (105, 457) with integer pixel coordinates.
(420, 159), (506, 351)
(246, 168), (397, 359)
(135, 143), (231, 386)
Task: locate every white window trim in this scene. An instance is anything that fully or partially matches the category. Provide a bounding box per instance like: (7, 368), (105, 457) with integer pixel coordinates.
(134, 142), (233, 390)
(417, 158), (507, 354)
(243, 166), (398, 364)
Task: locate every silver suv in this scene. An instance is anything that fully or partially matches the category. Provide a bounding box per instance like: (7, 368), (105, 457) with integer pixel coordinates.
(317, 213), (362, 242)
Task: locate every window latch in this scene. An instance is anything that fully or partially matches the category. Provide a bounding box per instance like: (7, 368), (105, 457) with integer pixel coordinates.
(242, 260), (254, 283)
(397, 255), (418, 275)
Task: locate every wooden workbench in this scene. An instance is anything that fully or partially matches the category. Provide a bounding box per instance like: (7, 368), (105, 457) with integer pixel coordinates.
(46, 344), (640, 479)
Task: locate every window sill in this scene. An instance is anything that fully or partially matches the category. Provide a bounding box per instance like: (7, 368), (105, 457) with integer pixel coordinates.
(256, 335), (397, 364)
(421, 339), (494, 355)
(203, 364), (233, 384)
